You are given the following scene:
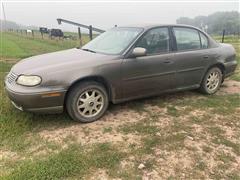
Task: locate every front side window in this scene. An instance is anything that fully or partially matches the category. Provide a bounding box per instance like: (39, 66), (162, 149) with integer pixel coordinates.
(200, 32), (208, 48)
(82, 27), (143, 55)
(135, 27), (170, 55)
(173, 27), (201, 51)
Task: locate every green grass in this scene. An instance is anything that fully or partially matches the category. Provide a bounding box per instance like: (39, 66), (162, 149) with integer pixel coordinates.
(0, 32), (90, 59)
(3, 143), (125, 180)
(202, 145), (213, 153)
(0, 62), (13, 72)
(194, 160), (206, 171)
(213, 35), (240, 43)
(90, 143), (125, 169)
(140, 136), (160, 154)
(0, 75), (73, 151)
(170, 94), (240, 115)
(208, 126), (225, 137)
(217, 152), (236, 164)
(103, 127), (113, 133)
(167, 105), (179, 117)
(212, 136), (240, 155)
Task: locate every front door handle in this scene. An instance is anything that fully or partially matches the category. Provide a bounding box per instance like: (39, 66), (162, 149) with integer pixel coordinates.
(163, 60), (172, 64)
(203, 55), (209, 59)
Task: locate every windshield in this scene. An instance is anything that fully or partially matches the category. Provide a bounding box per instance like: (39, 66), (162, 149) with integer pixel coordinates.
(82, 27), (143, 55)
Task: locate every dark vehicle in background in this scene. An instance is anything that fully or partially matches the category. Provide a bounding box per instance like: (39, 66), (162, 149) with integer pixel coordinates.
(39, 27), (48, 34)
(5, 24), (237, 123)
(49, 29), (64, 38)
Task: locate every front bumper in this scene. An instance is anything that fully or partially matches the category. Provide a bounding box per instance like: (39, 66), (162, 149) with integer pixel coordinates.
(5, 82), (67, 114)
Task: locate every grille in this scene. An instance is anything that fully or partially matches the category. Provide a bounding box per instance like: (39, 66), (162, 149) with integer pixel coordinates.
(7, 72), (18, 84)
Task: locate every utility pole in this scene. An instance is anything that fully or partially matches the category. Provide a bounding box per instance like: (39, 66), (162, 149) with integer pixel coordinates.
(1, 3), (7, 31)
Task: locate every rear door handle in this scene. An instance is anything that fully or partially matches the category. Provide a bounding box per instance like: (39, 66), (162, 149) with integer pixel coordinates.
(203, 55), (209, 59)
(163, 57), (173, 64)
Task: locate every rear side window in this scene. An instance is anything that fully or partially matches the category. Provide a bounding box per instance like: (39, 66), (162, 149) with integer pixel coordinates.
(173, 27), (201, 51)
(136, 27), (170, 54)
(200, 32), (208, 48)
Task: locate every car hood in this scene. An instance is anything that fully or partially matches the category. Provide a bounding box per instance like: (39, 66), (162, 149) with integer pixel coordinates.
(11, 48), (117, 75)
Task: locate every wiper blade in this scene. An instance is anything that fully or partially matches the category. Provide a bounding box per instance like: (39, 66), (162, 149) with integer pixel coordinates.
(81, 48), (96, 53)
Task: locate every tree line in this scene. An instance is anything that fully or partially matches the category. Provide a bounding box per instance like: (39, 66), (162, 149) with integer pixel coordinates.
(176, 11), (240, 35)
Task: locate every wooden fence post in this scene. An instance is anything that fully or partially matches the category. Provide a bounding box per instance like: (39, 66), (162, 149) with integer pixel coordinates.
(222, 29), (225, 43)
(89, 25), (93, 40)
(32, 30), (34, 38)
(78, 27), (82, 47)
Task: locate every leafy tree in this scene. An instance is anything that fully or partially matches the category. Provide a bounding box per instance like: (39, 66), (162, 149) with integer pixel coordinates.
(176, 11), (240, 35)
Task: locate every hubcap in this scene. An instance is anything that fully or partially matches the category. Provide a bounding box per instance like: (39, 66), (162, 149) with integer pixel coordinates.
(206, 70), (220, 92)
(77, 89), (104, 118)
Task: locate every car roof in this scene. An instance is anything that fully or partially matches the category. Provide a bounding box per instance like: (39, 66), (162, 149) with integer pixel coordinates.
(118, 24), (202, 31)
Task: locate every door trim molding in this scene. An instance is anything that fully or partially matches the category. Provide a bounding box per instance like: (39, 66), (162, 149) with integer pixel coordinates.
(123, 71), (175, 81)
(177, 66), (204, 73)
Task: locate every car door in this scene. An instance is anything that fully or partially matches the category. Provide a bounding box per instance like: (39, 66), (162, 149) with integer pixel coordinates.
(122, 27), (176, 100)
(172, 27), (210, 89)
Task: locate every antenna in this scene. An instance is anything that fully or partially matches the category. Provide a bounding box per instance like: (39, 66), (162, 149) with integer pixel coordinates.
(2, 3), (7, 22)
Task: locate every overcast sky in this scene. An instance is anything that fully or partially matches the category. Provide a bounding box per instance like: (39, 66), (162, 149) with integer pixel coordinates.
(1, 1), (239, 32)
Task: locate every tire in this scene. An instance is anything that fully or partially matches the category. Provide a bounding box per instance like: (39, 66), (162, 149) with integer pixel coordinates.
(66, 81), (109, 123)
(200, 67), (223, 94)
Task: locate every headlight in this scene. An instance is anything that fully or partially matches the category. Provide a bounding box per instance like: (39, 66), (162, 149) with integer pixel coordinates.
(16, 75), (42, 86)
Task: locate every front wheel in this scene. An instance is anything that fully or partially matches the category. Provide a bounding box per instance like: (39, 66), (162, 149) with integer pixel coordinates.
(200, 67), (223, 94)
(66, 81), (109, 123)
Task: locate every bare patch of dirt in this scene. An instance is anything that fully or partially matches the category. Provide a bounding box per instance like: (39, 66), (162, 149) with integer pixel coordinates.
(145, 105), (167, 115)
(27, 144), (59, 157)
(152, 150), (195, 179)
(218, 80), (240, 95)
(0, 59), (19, 63)
(84, 169), (110, 180)
(190, 109), (206, 117)
(154, 116), (174, 130)
(39, 109), (145, 147)
(0, 150), (25, 176)
(120, 159), (135, 169)
(0, 150), (20, 161)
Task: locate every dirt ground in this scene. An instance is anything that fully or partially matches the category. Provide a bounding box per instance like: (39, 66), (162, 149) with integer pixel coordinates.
(218, 80), (240, 95)
(1, 79), (240, 179)
(36, 79), (240, 179)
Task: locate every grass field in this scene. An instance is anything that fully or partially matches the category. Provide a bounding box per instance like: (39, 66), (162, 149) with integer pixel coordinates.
(0, 32), (239, 179)
(0, 32), (90, 59)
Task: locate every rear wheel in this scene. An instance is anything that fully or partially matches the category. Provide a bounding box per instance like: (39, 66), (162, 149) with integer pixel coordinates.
(66, 81), (109, 123)
(200, 67), (223, 94)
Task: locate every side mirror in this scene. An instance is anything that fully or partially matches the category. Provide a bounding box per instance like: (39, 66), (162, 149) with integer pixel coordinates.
(131, 47), (147, 57)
